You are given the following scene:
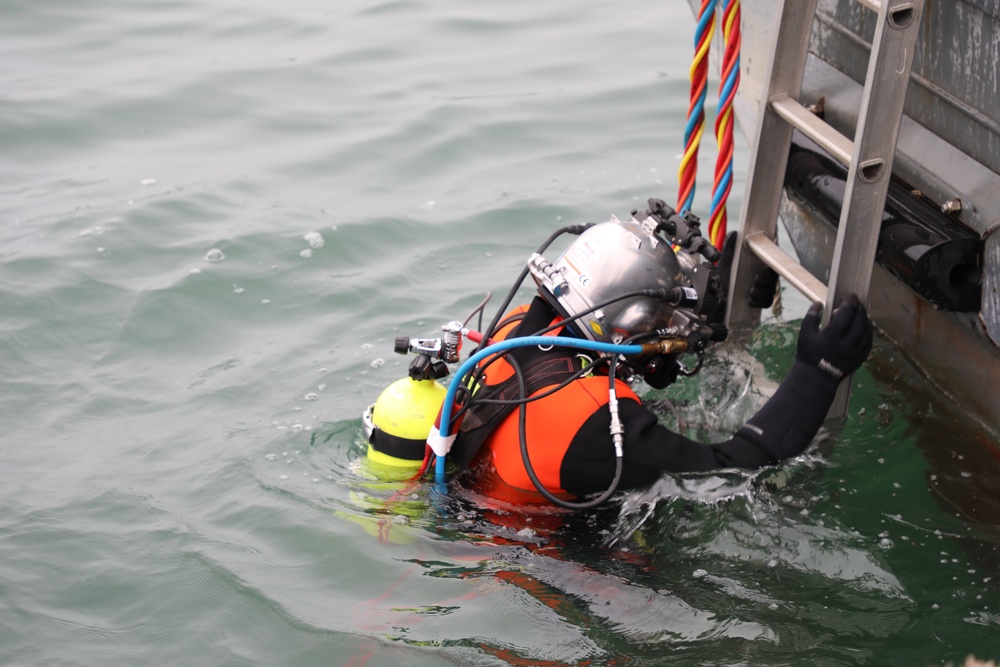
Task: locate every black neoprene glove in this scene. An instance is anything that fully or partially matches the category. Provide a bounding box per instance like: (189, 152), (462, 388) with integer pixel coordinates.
(795, 293), (874, 384)
(748, 264), (779, 309)
(716, 232), (780, 311)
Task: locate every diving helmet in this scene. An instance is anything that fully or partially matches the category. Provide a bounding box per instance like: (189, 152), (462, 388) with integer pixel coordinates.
(528, 214), (706, 343)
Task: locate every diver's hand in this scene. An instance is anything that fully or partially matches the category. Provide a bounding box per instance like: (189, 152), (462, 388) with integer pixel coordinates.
(717, 232), (779, 308)
(795, 293), (874, 383)
(748, 264), (779, 309)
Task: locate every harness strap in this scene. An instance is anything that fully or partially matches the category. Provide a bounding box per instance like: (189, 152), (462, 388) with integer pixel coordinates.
(449, 353), (579, 469)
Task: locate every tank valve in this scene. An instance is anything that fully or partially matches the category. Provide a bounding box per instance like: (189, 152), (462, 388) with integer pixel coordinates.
(441, 321), (463, 363)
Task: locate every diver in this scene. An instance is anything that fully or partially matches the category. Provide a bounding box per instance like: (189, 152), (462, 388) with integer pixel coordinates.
(364, 198), (873, 510)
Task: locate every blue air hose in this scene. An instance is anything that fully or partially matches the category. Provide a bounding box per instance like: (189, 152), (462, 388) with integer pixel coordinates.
(433, 336), (644, 481)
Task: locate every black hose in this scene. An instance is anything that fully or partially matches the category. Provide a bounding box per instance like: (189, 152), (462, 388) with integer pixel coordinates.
(510, 355), (624, 510)
(475, 224), (594, 355)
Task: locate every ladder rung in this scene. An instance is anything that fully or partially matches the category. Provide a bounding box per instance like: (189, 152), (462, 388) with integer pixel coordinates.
(746, 233), (829, 305)
(770, 96), (854, 166)
(857, 0), (881, 12)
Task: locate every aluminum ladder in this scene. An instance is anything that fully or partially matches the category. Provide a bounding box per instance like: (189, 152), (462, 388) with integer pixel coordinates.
(725, 0), (926, 418)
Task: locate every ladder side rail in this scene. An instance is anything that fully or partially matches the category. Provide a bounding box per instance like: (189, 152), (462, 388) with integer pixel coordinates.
(726, 0), (821, 332)
(826, 0), (927, 416)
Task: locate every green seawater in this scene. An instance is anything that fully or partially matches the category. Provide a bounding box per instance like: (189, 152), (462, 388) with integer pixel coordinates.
(2, 1), (998, 665)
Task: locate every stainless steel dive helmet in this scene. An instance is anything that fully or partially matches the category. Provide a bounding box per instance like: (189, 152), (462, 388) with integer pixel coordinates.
(528, 214), (706, 344)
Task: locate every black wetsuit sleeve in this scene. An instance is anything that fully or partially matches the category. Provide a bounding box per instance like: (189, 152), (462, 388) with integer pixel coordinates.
(560, 360), (838, 495)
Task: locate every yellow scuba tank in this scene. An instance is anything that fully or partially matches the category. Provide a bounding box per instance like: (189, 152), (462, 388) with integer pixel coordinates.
(361, 377), (446, 477)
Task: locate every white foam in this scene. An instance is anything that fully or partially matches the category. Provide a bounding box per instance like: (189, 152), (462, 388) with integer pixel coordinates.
(303, 231), (325, 248)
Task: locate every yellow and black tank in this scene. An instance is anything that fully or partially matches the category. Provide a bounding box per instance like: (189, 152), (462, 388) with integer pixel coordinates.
(362, 376), (446, 478)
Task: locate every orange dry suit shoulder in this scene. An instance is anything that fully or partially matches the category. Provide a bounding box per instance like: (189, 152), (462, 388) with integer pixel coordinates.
(449, 299), (641, 495)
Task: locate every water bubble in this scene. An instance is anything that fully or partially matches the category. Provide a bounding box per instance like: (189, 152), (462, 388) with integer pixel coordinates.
(233, 286), (244, 294)
(304, 392), (319, 401)
(317, 383), (327, 391)
(140, 178), (156, 186)
(693, 569), (708, 578)
(261, 299), (271, 305)
(265, 453), (277, 461)
(190, 266), (204, 275)
(303, 231), (325, 248)
(279, 475), (289, 480)
(879, 538), (894, 549)
(361, 343), (373, 351)
(204, 248), (225, 263)
(318, 368), (328, 374)
(300, 249), (313, 258)
(370, 358), (385, 369)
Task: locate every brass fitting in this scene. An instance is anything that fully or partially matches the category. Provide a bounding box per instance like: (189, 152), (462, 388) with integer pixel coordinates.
(639, 339), (688, 356)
